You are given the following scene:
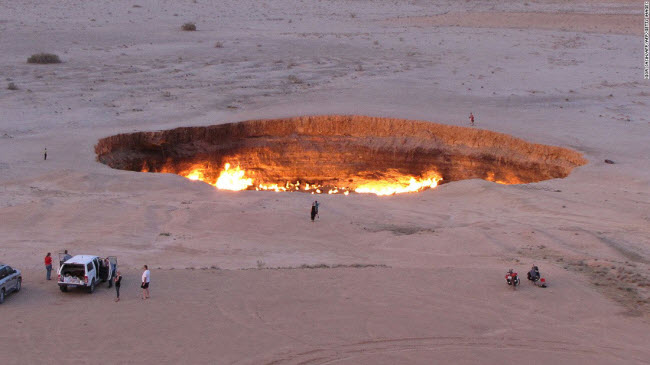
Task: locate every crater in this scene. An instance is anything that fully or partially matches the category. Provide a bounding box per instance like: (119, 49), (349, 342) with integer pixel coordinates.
(95, 115), (587, 195)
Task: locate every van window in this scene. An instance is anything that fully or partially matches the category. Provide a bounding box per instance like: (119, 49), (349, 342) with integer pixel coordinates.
(87, 263), (93, 272)
(0, 267), (7, 279)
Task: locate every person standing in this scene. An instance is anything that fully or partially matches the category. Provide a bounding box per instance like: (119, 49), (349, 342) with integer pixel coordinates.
(314, 200), (320, 218)
(61, 249), (72, 266)
(44, 147), (47, 161)
(469, 113), (475, 126)
(44, 252), (53, 280)
(141, 265), (150, 299)
(114, 271), (122, 302)
(310, 203), (317, 222)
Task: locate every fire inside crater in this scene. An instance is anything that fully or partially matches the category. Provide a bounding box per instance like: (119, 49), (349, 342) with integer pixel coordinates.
(95, 115), (586, 195)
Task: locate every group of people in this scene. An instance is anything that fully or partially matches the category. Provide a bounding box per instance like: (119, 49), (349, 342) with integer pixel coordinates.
(108, 264), (151, 302)
(111, 265), (148, 302)
(108, 264), (150, 302)
(44, 251), (150, 302)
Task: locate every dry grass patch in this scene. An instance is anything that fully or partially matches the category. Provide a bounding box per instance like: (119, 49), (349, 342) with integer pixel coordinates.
(287, 75), (303, 84)
(181, 22), (197, 31)
(27, 53), (61, 64)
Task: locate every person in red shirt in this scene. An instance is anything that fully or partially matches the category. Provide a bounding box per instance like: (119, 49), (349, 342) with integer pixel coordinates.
(44, 252), (53, 280)
(469, 112), (475, 126)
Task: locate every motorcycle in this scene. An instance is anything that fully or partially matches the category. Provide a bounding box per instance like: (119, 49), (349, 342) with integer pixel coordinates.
(505, 270), (520, 289)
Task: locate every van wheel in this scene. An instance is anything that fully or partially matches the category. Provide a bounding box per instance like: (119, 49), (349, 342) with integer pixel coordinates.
(59, 286), (68, 292)
(87, 280), (95, 294)
(15, 278), (21, 292)
(0, 289), (5, 304)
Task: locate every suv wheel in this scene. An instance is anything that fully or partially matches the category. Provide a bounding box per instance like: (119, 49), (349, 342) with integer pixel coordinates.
(59, 285), (68, 292)
(15, 278), (21, 292)
(88, 280), (95, 294)
(0, 289), (5, 304)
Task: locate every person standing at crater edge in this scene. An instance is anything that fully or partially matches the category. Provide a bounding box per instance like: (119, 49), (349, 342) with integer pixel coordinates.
(469, 112), (475, 126)
(43, 147), (47, 160)
(310, 203), (317, 222)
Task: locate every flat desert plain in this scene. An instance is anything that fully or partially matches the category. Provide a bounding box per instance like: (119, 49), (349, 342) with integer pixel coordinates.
(0, 0), (649, 364)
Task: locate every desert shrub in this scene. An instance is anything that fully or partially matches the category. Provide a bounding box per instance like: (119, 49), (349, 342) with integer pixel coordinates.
(214, 41), (223, 48)
(288, 75), (303, 84)
(181, 22), (197, 31)
(27, 53), (61, 64)
(7, 82), (18, 90)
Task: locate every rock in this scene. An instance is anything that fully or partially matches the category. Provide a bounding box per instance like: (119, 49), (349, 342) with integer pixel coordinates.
(604, 159), (615, 164)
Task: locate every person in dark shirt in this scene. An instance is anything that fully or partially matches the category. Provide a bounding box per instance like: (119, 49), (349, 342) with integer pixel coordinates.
(114, 271), (122, 302)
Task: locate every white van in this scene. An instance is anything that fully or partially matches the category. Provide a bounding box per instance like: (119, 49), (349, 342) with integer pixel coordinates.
(57, 255), (117, 293)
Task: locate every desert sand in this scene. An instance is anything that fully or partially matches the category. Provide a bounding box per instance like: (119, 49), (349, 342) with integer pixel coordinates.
(0, 0), (648, 364)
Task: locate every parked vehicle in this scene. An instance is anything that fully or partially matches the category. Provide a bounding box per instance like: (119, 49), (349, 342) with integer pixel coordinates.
(505, 269), (520, 289)
(0, 264), (22, 304)
(57, 255), (117, 294)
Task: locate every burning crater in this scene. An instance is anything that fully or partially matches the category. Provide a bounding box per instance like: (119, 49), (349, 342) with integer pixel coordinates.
(95, 115), (586, 195)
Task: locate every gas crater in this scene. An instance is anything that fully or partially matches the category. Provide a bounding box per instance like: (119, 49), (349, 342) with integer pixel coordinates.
(95, 115), (587, 195)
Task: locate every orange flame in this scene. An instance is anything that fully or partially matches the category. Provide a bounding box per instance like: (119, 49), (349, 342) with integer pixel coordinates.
(185, 170), (203, 181)
(354, 174), (442, 196)
(176, 163), (442, 195)
(215, 163), (253, 191)
(485, 171), (522, 185)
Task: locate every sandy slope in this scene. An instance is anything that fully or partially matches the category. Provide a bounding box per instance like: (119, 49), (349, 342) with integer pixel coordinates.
(0, 0), (649, 363)
(2, 267), (648, 365)
(387, 12), (641, 35)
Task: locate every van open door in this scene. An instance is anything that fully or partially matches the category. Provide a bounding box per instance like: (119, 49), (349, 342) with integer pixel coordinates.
(108, 256), (118, 278)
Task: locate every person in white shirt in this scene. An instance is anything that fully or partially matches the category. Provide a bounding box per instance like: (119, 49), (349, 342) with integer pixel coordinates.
(141, 265), (151, 299)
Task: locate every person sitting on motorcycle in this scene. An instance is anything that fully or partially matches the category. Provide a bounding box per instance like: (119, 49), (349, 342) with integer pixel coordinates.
(527, 265), (541, 282)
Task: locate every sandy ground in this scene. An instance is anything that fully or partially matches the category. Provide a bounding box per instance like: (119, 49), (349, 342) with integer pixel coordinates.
(1, 0), (649, 364)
